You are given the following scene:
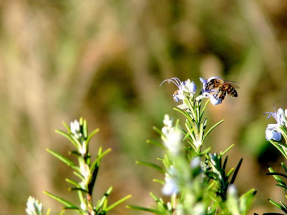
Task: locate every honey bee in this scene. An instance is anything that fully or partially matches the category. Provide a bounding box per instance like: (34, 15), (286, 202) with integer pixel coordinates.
(205, 77), (239, 100)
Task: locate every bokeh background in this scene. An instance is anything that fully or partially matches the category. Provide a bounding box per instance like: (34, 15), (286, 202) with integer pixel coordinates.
(1, 0), (287, 214)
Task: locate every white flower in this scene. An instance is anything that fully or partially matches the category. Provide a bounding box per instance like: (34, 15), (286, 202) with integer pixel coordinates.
(227, 184), (238, 196)
(162, 174), (179, 196)
(26, 196), (43, 215)
(164, 128), (182, 154)
(190, 157), (201, 168)
(80, 202), (87, 211)
(196, 92), (222, 105)
(160, 77), (197, 102)
(265, 108), (287, 141)
(79, 143), (87, 156)
(70, 120), (81, 137)
(162, 114), (173, 136)
(265, 124), (281, 141)
(181, 79), (197, 94)
(161, 115), (182, 154)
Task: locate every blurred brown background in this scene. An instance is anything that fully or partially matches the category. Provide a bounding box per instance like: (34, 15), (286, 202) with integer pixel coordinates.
(1, 0), (287, 214)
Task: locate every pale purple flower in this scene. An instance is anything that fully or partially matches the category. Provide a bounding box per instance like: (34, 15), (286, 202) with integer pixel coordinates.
(265, 108), (287, 141)
(160, 77), (196, 102)
(196, 92), (222, 105)
(162, 174), (179, 196)
(190, 157), (201, 168)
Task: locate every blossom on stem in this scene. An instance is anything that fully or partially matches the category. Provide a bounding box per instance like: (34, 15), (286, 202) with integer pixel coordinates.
(161, 114), (182, 154)
(162, 173), (179, 196)
(162, 114), (173, 136)
(196, 92), (222, 105)
(164, 128), (182, 154)
(160, 77), (196, 102)
(265, 108), (287, 141)
(70, 120), (81, 139)
(197, 77), (222, 105)
(26, 196), (43, 215)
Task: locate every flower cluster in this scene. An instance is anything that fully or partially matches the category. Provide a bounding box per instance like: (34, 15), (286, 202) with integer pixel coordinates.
(161, 77), (226, 108)
(265, 107), (287, 141)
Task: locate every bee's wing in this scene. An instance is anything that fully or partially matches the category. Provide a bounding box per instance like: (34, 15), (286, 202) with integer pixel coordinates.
(224, 81), (240, 89)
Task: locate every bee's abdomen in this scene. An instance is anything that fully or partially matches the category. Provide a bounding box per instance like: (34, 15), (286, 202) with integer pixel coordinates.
(227, 87), (238, 97)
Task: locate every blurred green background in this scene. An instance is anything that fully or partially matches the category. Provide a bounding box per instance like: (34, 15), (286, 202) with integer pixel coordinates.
(1, 0), (287, 214)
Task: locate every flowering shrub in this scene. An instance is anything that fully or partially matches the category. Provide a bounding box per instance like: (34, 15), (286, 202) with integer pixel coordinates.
(27, 76), (287, 215)
(26, 118), (131, 215)
(128, 77), (256, 215)
(264, 107), (287, 214)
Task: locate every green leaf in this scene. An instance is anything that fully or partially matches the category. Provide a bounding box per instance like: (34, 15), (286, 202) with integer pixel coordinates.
(46, 149), (80, 173)
(86, 128), (100, 146)
(104, 195), (132, 212)
(70, 187), (88, 193)
(282, 162), (287, 173)
(65, 178), (79, 187)
(88, 148), (112, 194)
(200, 100), (210, 121)
(153, 126), (164, 136)
(223, 156), (228, 170)
(62, 121), (70, 133)
(153, 179), (165, 185)
(220, 144), (235, 156)
(267, 167), (286, 185)
(127, 205), (162, 214)
(276, 184), (287, 190)
(136, 161), (165, 173)
(268, 199), (287, 213)
(230, 158), (243, 184)
(173, 107), (192, 122)
(200, 147), (211, 155)
(96, 187), (113, 211)
(267, 172), (287, 180)
(55, 129), (81, 149)
(203, 119), (224, 142)
(44, 191), (79, 209)
(147, 140), (165, 149)
(45, 208), (51, 215)
(150, 192), (160, 202)
(73, 171), (85, 181)
(90, 148), (112, 174)
(269, 140), (287, 159)
(82, 119), (88, 139)
(280, 201), (287, 212)
(239, 189), (257, 212)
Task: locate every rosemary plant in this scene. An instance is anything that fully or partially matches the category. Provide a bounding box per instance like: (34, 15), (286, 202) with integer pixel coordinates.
(263, 107), (287, 215)
(128, 77), (256, 215)
(26, 118), (131, 215)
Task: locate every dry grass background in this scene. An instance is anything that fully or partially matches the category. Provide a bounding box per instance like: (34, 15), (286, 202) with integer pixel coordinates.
(1, 0), (287, 214)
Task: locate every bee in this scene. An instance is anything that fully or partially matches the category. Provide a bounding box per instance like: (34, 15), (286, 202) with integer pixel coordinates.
(205, 77), (239, 100)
